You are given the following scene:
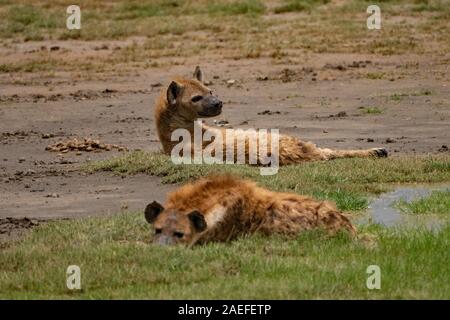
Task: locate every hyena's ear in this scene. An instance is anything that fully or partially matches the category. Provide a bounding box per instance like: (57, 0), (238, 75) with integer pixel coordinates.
(188, 210), (207, 232)
(144, 201), (164, 224)
(167, 81), (182, 107)
(193, 66), (203, 82)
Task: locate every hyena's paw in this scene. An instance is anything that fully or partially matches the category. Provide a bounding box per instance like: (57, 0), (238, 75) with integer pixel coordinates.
(371, 148), (388, 158)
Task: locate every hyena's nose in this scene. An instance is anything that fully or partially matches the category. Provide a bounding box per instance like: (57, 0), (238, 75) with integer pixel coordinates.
(153, 235), (174, 246)
(214, 100), (223, 110)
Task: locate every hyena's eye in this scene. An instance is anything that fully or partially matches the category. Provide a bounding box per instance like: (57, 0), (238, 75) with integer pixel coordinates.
(155, 228), (162, 234)
(191, 95), (203, 102)
(173, 231), (184, 238)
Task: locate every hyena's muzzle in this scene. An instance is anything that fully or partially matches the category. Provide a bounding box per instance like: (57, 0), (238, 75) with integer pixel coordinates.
(198, 96), (222, 117)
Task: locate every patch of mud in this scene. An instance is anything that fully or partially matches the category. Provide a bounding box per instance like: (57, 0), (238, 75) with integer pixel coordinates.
(269, 67), (317, 82)
(257, 110), (283, 115)
(323, 60), (372, 71)
(0, 217), (44, 244)
(0, 89), (151, 104)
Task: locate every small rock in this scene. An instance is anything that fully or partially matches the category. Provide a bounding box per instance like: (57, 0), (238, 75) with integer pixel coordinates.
(41, 133), (54, 139)
(95, 44), (109, 50)
(258, 110), (281, 115)
(46, 193), (59, 198)
(226, 79), (236, 86)
(214, 119), (229, 127)
(330, 111), (347, 118)
(102, 88), (117, 93)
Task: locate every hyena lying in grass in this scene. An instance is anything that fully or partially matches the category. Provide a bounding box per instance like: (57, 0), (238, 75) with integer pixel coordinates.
(154, 66), (388, 165)
(145, 175), (356, 246)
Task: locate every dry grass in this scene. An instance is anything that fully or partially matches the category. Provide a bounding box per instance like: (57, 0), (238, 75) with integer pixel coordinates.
(0, 0), (449, 75)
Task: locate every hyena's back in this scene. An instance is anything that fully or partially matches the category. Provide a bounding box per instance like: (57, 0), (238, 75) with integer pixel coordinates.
(257, 193), (356, 236)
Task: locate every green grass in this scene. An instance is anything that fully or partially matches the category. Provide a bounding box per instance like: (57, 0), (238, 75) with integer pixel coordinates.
(0, 0), (267, 42)
(396, 189), (450, 215)
(115, 0), (266, 18)
(366, 72), (385, 80)
(273, 0), (330, 13)
(411, 0), (450, 12)
(0, 5), (59, 40)
(389, 90), (432, 101)
(1, 214), (449, 299)
(361, 106), (383, 114)
(84, 152), (450, 212)
(390, 93), (408, 101)
(0, 57), (59, 73)
(207, 0), (266, 15)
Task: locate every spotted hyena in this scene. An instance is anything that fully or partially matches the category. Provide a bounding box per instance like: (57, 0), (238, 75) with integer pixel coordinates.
(144, 175), (356, 246)
(153, 66), (388, 165)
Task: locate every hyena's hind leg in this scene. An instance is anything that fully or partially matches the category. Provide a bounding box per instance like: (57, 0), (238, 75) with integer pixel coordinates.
(278, 137), (388, 164)
(318, 147), (388, 160)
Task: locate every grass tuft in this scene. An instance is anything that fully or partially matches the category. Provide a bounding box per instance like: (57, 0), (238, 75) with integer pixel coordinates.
(274, 0), (330, 14)
(361, 106), (383, 114)
(207, 0), (266, 15)
(396, 189), (450, 215)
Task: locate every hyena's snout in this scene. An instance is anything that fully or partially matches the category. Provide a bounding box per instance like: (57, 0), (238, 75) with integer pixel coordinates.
(200, 96), (222, 117)
(152, 234), (176, 246)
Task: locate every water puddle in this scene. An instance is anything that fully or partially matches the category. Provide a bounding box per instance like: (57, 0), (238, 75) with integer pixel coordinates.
(358, 184), (449, 229)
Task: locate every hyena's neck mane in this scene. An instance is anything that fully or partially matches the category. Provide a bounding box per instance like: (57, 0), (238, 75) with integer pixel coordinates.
(155, 97), (197, 154)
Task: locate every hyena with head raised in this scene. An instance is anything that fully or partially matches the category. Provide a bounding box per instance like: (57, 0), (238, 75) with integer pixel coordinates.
(144, 175), (356, 246)
(153, 66), (388, 165)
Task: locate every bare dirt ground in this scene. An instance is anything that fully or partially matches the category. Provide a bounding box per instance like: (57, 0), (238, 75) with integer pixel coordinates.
(1, 40), (449, 240)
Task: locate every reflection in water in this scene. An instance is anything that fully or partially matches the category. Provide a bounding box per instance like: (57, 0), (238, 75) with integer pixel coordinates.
(360, 185), (449, 229)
